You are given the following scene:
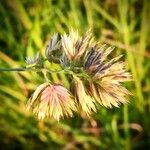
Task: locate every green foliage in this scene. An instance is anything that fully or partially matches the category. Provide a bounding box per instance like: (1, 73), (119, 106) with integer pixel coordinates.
(0, 0), (149, 149)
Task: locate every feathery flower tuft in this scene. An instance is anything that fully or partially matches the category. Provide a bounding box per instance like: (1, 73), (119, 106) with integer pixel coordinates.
(72, 76), (96, 115)
(26, 29), (132, 120)
(27, 83), (76, 121)
(83, 45), (132, 108)
(45, 33), (60, 60)
(61, 29), (92, 61)
(26, 52), (41, 66)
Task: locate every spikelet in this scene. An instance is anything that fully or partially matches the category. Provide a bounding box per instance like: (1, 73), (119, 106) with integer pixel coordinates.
(72, 76), (96, 115)
(27, 83), (76, 121)
(83, 45), (132, 108)
(61, 29), (92, 61)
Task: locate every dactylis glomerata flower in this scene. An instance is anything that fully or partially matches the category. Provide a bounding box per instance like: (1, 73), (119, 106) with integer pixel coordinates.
(27, 29), (132, 120)
(26, 52), (43, 68)
(27, 83), (76, 121)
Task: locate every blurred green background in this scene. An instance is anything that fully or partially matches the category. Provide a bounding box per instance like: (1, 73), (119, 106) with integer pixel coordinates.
(0, 0), (149, 149)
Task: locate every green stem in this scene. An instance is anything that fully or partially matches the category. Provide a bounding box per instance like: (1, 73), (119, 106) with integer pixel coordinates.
(0, 67), (30, 72)
(42, 70), (50, 82)
(0, 65), (69, 74)
(0, 65), (90, 82)
(44, 68), (69, 74)
(123, 105), (130, 150)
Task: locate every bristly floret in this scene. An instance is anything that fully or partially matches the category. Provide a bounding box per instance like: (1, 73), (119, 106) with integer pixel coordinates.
(26, 52), (41, 65)
(61, 29), (93, 61)
(27, 83), (76, 121)
(72, 75), (96, 115)
(83, 44), (132, 108)
(25, 52), (43, 68)
(83, 44), (110, 73)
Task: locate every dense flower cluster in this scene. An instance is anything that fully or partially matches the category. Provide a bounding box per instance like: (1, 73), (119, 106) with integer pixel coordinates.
(27, 83), (76, 121)
(27, 29), (132, 121)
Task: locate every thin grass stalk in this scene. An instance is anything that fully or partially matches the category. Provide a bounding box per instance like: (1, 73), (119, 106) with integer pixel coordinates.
(118, 0), (144, 110)
(139, 0), (149, 79)
(83, 0), (93, 28)
(117, 0), (130, 149)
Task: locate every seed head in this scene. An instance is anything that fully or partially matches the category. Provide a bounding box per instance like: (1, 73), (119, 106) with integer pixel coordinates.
(27, 83), (76, 121)
(27, 29), (132, 120)
(45, 33), (60, 60)
(72, 76), (96, 115)
(26, 52), (42, 67)
(61, 29), (92, 61)
(83, 45), (132, 108)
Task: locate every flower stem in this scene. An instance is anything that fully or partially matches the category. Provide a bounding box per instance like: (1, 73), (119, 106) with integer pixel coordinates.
(42, 69), (50, 82)
(0, 67), (30, 72)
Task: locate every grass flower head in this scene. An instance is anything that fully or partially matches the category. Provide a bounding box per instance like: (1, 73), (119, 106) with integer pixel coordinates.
(26, 29), (132, 120)
(27, 83), (76, 121)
